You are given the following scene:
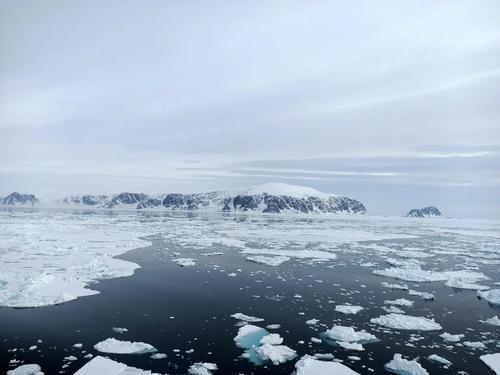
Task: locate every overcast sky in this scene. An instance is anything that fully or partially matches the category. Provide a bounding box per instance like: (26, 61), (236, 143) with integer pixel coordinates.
(1, 0), (499, 218)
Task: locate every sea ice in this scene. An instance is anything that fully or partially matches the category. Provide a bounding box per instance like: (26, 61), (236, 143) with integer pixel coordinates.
(337, 341), (364, 351)
(483, 316), (500, 327)
(172, 258), (196, 267)
(480, 353), (500, 374)
(427, 354), (451, 367)
(463, 341), (486, 349)
(231, 313), (264, 322)
(335, 304), (364, 314)
(439, 332), (464, 342)
(294, 355), (360, 375)
(188, 362), (218, 375)
(246, 255), (290, 266)
(6, 364), (43, 375)
(241, 248), (337, 260)
(384, 298), (414, 307)
(94, 338), (157, 354)
(478, 289), (500, 305)
(408, 290), (435, 300)
(324, 326), (377, 342)
(370, 314), (442, 331)
(74, 355), (162, 374)
(385, 353), (429, 375)
(0, 211), (151, 308)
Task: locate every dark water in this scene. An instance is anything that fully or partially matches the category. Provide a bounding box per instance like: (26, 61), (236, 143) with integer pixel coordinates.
(1, 233), (499, 374)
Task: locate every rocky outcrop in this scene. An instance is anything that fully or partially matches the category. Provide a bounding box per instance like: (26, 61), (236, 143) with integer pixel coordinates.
(1, 192), (39, 206)
(406, 206), (442, 218)
(105, 193), (149, 208)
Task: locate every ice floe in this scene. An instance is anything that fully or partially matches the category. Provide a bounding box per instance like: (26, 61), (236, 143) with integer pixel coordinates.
(172, 258), (196, 267)
(480, 353), (500, 374)
(370, 314), (442, 330)
(478, 289), (500, 305)
(94, 338), (157, 354)
(246, 255), (290, 266)
(241, 248), (337, 260)
(427, 354), (451, 367)
(482, 315), (500, 327)
(294, 355), (360, 375)
(337, 341), (364, 351)
(374, 266), (489, 291)
(233, 324), (296, 365)
(463, 341), (486, 349)
(439, 332), (464, 342)
(74, 355), (161, 374)
(335, 304), (364, 314)
(323, 325), (377, 343)
(6, 364), (43, 375)
(385, 353), (429, 375)
(188, 362), (218, 375)
(384, 298), (414, 307)
(408, 289), (435, 300)
(231, 313), (264, 322)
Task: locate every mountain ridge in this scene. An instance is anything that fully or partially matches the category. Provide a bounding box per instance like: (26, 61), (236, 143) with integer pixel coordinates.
(0, 183), (366, 214)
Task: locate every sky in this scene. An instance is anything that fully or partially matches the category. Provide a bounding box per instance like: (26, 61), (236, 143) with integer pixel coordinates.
(1, 0), (499, 218)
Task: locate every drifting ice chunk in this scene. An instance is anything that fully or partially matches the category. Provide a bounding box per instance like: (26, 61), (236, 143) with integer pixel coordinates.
(408, 290), (435, 300)
(335, 305), (364, 314)
(241, 248), (337, 260)
(188, 362), (218, 375)
(370, 314), (442, 331)
(113, 327), (128, 334)
(478, 289), (500, 305)
(6, 364), (43, 375)
(385, 353), (429, 375)
(294, 355), (360, 375)
(384, 298), (414, 307)
(337, 341), (364, 351)
(246, 255), (290, 266)
(233, 324), (269, 364)
(74, 355), (161, 374)
(94, 338), (157, 354)
(255, 343), (297, 365)
(445, 278), (489, 291)
(324, 326), (377, 342)
(306, 319), (319, 325)
(231, 313), (264, 322)
(463, 341), (486, 349)
(439, 332), (464, 342)
(234, 324), (268, 345)
(427, 354), (452, 367)
(382, 282), (409, 290)
(480, 353), (500, 374)
(483, 316), (500, 327)
(172, 258), (196, 267)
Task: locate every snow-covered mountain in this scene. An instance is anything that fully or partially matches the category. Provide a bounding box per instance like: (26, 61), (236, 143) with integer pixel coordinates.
(1, 183), (367, 214)
(406, 206), (442, 218)
(1, 192), (39, 206)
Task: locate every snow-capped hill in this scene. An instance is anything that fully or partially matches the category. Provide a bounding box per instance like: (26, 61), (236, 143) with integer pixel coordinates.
(105, 192), (149, 208)
(13, 184), (366, 214)
(406, 206), (442, 218)
(1, 192), (39, 206)
(240, 183), (337, 199)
